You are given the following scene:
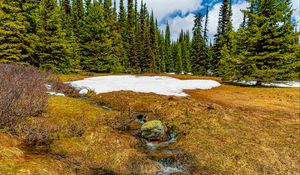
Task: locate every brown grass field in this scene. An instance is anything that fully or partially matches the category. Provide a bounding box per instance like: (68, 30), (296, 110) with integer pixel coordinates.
(0, 74), (299, 175)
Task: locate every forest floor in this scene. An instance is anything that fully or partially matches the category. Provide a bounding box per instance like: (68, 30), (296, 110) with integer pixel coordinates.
(0, 73), (299, 175)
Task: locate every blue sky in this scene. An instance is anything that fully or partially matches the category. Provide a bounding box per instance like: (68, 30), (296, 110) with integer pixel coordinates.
(116, 0), (300, 40)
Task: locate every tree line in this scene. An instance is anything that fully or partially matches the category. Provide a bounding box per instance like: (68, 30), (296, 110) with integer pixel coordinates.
(0, 0), (299, 81)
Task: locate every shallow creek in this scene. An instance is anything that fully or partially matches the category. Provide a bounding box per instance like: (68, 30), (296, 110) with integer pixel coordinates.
(79, 96), (188, 174)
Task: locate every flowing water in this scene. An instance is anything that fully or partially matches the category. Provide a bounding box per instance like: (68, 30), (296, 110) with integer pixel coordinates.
(78, 95), (187, 174)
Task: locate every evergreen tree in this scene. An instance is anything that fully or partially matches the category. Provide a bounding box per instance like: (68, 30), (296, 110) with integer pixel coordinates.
(149, 11), (158, 72)
(127, 0), (139, 71)
(215, 0), (231, 41)
(80, 1), (114, 72)
(75, 0), (84, 20)
(137, 1), (146, 71)
(62, 0), (71, 14)
(34, 0), (71, 72)
(158, 29), (166, 72)
(165, 22), (173, 72)
(203, 5), (209, 44)
(118, 0), (128, 68)
(236, 0), (299, 82)
(0, 0), (27, 62)
(212, 0), (233, 73)
(191, 13), (207, 75)
(181, 31), (191, 73)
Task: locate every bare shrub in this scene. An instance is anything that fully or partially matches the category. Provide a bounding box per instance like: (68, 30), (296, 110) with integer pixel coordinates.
(0, 63), (50, 127)
(21, 118), (60, 146)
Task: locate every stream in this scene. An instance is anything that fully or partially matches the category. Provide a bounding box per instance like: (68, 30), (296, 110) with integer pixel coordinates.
(116, 111), (187, 175)
(81, 96), (188, 174)
(49, 87), (188, 174)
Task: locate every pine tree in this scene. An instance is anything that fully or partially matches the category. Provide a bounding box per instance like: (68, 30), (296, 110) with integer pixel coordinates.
(75, 0), (84, 20)
(181, 31), (191, 73)
(103, 0), (112, 19)
(203, 5), (209, 44)
(62, 0), (71, 14)
(80, 1), (114, 72)
(0, 0), (27, 62)
(143, 7), (154, 72)
(215, 0), (230, 41)
(34, 0), (71, 72)
(236, 0), (300, 82)
(191, 13), (207, 75)
(149, 11), (158, 72)
(212, 0), (233, 73)
(222, 0), (300, 82)
(110, 0), (124, 72)
(127, 0), (139, 71)
(165, 22), (173, 72)
(158, 29), (166, 72)
(118, 0), (128, 68)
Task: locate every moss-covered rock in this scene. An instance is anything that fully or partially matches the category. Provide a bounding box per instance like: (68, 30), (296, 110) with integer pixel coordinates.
(140, 120), (166, 140)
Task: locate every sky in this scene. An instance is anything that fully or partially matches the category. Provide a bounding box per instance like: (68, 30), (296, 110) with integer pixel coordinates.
(119, 0), (300, 41)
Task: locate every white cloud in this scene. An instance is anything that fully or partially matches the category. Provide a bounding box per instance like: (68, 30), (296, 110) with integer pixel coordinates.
(206, 1), (248, 42)
(115, 0), (203, 21)
(139, 0), (203, 20)
(160, 14), (195, 41)
(114, 0), (298, 40)
(159, 1), (248, 41)
(292, 0), (299, 30)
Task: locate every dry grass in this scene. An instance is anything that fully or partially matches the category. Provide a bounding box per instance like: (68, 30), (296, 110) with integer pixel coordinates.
(0, 132), (73, 175)
(1, 73), (299, 175)
(93, 74), (300, 175)
(38, 96), (163, 174)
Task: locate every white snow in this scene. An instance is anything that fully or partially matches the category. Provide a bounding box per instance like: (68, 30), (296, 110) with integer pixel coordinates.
(68, 75), (221, 97)
(47, 92), (65, 96)
(233, 80), (300, 87)
(166, 72), (176, 75)
(45, 84), (53, 91)
(261, 81), (300, 88)
(79, 89), (89, 95)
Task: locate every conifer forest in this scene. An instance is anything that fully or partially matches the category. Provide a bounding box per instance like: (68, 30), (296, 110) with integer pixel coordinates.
(1, 0), (299, 81)
(1, 0), (300, 174)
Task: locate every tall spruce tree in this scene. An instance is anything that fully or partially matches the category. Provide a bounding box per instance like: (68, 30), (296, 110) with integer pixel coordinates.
(203, 5), (209, 44)
(191, 13), (207, 75)
(212, 0), (233, 73)
(165, 22), (173, 72)
(149, 11), (158, 72)
(80, 1), (114, 72)
(235, 0), (299, 82)
(127, 0), (139, 71)
(118, 0), (128, 68)
(0, 0), (27, 62)
(33, 0), (71, 72)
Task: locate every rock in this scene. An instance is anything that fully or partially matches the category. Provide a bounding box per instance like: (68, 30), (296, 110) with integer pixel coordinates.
(141, 120), (166, 141)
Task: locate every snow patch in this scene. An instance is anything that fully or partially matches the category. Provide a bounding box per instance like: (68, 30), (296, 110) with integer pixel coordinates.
(233, 80), (300, 87)
(68, 75), (221, 97)
(47, 92), (65, 96)
(79, 89), (89, 95)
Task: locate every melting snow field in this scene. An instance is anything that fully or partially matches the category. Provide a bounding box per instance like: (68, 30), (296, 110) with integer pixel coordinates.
(68, 75), (221, 96)
(233, 80), (300, 87)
